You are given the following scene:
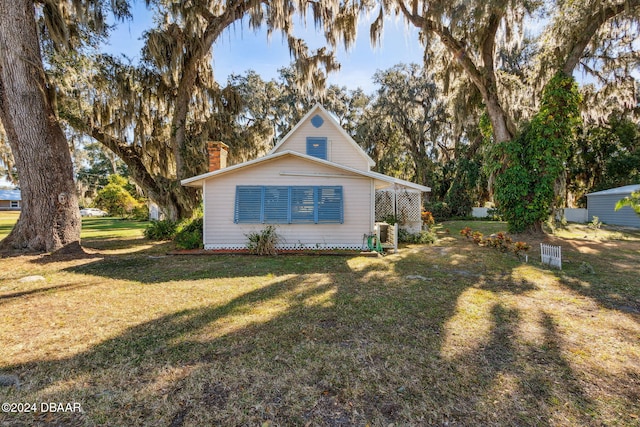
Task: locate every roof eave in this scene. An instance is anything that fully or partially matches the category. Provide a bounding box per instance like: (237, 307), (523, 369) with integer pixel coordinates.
(180, 151), (293, 187)
(180, 150), (430, 193)
(586, 184), (640, 196)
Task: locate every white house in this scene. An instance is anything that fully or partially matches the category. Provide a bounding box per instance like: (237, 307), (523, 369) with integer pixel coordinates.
(181, 104), (430, 251)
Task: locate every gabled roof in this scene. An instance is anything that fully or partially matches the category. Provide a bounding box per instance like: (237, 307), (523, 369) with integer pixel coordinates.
(0, 189), (20, 201)
(586, 184), (640, 197)
(269, 103), (376, 168)
(181, 150), (430, 192)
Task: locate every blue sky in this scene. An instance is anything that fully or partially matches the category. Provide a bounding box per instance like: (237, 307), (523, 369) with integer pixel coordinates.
(103, 3), (425, 93)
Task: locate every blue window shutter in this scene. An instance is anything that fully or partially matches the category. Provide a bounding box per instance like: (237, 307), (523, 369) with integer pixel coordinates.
(306, 137), (327, 160)
(235, 186), (263, 223)
(313, 186), (319, 223)
(236, 185), (342, 225)
(317, 186), (343, 223)
(291, 187), (315, 223)
(263, 186), (289, 223)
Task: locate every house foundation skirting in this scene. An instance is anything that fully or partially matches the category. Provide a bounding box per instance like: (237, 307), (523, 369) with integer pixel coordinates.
(205, 243), (365, 251)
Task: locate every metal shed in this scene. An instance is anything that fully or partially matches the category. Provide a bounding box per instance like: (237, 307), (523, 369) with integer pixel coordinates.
(586, 184), (640, 228)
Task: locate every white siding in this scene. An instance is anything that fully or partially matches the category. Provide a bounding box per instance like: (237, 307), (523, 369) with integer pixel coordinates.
(274, 111), (370, 171)
(203, 156), (374, 249)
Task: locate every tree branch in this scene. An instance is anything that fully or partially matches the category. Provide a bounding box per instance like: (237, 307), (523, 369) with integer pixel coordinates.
(396, 1), (487, 97)
(562, 0), (640, 75)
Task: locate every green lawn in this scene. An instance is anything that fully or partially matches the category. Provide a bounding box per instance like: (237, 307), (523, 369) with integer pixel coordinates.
(0, 212), (20, 240)
(0, 212), (149, 250)
(0, 219), (639, 426)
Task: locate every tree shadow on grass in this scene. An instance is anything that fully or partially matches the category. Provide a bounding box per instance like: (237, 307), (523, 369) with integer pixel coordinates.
(537, 235), (640, 316)
(1, 273), (334, 425)
(558, 273), (640, 315)
(522, 312), (597, 421)
(0, 245), (630, 426)
(1, 252), (471, 426)
(61, 251), (358, 283)
(0, 283), (93, 305)
(477, 271), (539, 294)
(433, 304), (597, 426)
(80, 236), (167, 252)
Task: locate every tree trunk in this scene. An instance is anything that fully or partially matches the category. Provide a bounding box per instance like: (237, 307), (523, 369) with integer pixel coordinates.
(0, 0), (81, 253)
(528, 220), (544, 235)
(167, 9), (245, 217)
(483, 90), (514, 144)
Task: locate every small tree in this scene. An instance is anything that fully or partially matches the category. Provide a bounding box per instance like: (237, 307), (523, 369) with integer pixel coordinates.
(94, 175), (144, 218)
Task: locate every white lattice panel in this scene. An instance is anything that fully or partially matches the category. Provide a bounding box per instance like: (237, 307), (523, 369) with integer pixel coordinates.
(397, 191), (422, 223)
(375, 190), (395, 222)
(205, 243), (364, 250)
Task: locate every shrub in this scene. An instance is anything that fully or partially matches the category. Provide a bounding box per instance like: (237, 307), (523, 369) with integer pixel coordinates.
(246, 226), (280, 255)
(174, 230), (203, 249)
(381, 214), (399, 225)
(486, 208), (503, 221)
(460, 227), (473, 238)
(174, 217), (203, 249)
(130, 203), (150, 221)
(398, 229), (437, 244)
(471, 231), (483, 244)
(144, 220), (178, 240)
(512, 241), (531, 260)
(424, 201), (452, 221)
(421, 209), (435, 227)
(460, 226), (531, 260)
(485, 232), (512, 252)
(94, 175), (146, 218)
(588, 216), (602, 231)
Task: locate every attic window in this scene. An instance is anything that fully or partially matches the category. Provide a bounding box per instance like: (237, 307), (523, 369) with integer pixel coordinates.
(311, 114), (324, 128)
(306, 137), (327, 160)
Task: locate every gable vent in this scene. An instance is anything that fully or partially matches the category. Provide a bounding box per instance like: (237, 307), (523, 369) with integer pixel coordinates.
(311, 114), (324, 128)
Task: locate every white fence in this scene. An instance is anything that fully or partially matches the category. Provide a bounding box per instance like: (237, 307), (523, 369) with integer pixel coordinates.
(472, 207), (490, 218)
(563, 208), (588, 223)
(540, 243), (562, 270)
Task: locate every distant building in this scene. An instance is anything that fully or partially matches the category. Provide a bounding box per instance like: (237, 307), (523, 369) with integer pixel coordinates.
(0, 189), (21, 211)
(586, 184), (640, 228)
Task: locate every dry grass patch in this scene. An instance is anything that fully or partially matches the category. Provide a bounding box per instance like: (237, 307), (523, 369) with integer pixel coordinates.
(0, 220), (638, 426)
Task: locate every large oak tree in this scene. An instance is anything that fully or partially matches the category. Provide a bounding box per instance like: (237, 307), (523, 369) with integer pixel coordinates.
(0, 0), (130, 252)
(55, 0), (343, 220)
(0, 0), (82, 252)
(359, 0), (640, 231)
(364, 0), (640, 144)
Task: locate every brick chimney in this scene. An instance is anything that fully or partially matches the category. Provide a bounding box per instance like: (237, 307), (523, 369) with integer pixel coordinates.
(207, 141), (228, 172)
